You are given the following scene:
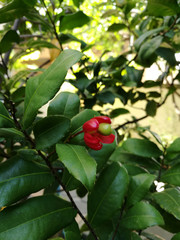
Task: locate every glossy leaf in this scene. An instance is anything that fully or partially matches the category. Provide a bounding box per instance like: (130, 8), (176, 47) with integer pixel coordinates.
(127, 173), (156, 207)
(56, 144), (96, 191)
(110, 146), (160, 170)
(0, 30), (20, 53)
(123, 164), (148, 176)
(121, 202), (164, 230)
(60, 11), (90, 31)
(121, 138), (162, 158)
(110, 108), (129, 118)
(64, 221), (81, 240)
(158, 207), (180, 233)
(0, 128), (24, 139)
(156, 47), (177, 66)
(62, 169), (81, 191)
(97, 91), (115, 104)
(125, 66), (144, 87)
(146, 100), (158, 116)
(134, 27), (165, 51)
(138, 36), (163, 64)
(23, 49), (83, 129)
(59, 33), (86, 47)
(153, 188), (180, 220)
(166, 138), (180, 159)
(27, 40), (59, 50)
(88, 138), (116, 172)
(0, 101), (14, 128)
(88, 162), (129, 227)
(161, 163), (180, 186)
(114, 228), (142, 240)
(0, 157), (54, 208)
(48, 92), (80, 118)
(0, 0), (28, 23)
(0, 195), (76, 240)
(33, 116), (71, 150)
(108, 23), (126, 32)
(147, 0), (180, 16)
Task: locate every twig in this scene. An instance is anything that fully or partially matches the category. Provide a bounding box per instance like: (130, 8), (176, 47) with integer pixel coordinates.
(161, 15), (179, 36)
(115, 114), (148, 131)
(41, 0), (63, 51)
(37, 150), (99, 240)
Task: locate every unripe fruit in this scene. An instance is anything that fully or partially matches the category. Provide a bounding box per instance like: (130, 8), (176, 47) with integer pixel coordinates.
(98, 123), (112, 136)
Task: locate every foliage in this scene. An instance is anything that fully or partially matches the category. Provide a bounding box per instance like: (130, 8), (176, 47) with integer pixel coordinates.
(0, 0), (180, 239)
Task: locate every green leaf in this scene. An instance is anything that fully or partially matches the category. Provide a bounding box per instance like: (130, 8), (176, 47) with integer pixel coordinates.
(161, 163), (180, 186)
(172, 232), (180, 240)
(60, 11), (90, 31)
(48, 92), (80, 119)
(122, 138), (162, 158)
(0, 195), (76, 240)
(166, 138), (180, 159)
(110, 108), (129, 119)
(0, 157), (54, 208)
(97, 91), (115, 104)
(72, 0), (85, 8)
(156, 47), (177, 66)
(33, 116), (71, 150)
(59, 33), (86, 48)
(56, 144), (96, 191)
(70, 109), (99, 135)
(0, 0), (28, 23)
(121, 202), (164, 230)
(70, 72), (90, 91)
(110, 146), (160, 170)
(127, 173), (156, 207)
(27, 40), (60, 50)
(88, 139), (116, 172)
(124, 164), (148, 176)
(125, 66), (144, 87)
(147, 0), (180, 16)
(115, 228), (142, 240)
(88, 162), (129, 227)
(147, 91), (161, 98)
(146, 100), (158, 116)
(0, 30), (20, 53)
(23, 49), (83, 129)
(107, 23), (127, 32)
(0, 101), (14, 128)
(155, 207), (180, 233)
(134, 27), (165, 51)
(0, 128), (24, 139)
(64, 221), (81, 240)
(11, 87), (25, 103)
(153, 188), (180, 220)
(62, 169), (81, 191)
(138, 36), (163, 65)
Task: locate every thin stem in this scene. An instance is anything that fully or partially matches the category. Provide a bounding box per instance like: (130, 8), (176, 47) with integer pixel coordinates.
(41, 0), (63, 51)
(115, 114), (148, 131)
(37, 150), (99, 240)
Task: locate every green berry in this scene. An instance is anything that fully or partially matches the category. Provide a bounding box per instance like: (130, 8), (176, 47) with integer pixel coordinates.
(98, 123), (112, 136)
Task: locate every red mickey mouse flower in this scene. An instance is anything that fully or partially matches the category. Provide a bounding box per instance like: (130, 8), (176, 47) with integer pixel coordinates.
(83, 116), (115, 150)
